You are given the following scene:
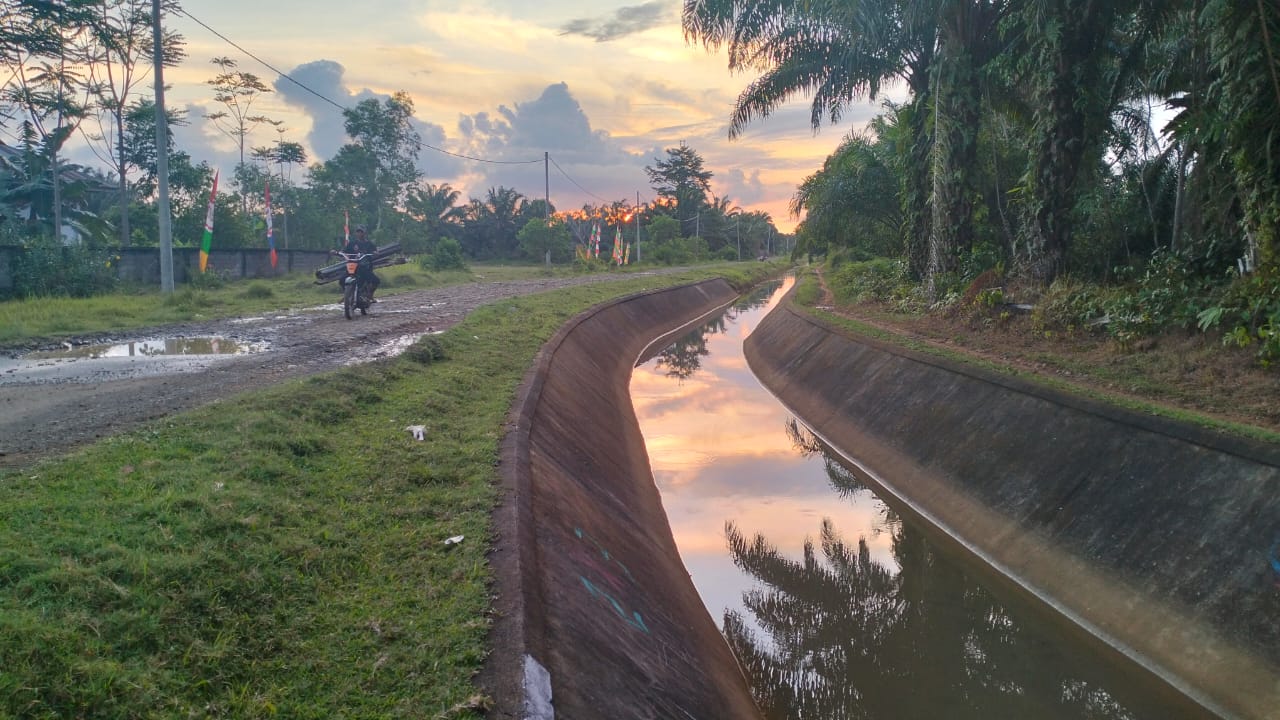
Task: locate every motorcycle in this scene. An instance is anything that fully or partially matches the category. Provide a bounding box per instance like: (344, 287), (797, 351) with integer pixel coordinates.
(335, 251), (376, 319)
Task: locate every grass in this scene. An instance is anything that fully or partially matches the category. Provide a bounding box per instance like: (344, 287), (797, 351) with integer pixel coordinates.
(792, 269), (1280, 445)
(0, 260), (637, 345)
(0, 262), (779, 719)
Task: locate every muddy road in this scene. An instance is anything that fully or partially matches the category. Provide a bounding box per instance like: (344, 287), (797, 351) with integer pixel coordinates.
(0, 274), (664, 469)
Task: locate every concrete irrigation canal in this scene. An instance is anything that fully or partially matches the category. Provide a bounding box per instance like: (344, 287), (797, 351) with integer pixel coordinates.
(485, 276), (1278, 720)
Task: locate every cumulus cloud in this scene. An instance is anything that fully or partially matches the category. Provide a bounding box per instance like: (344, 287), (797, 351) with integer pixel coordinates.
(718, 168), (769, 206)
(273, 59), (463, 178)
(560, 1), (673, 42)
(456, 82), (651, 208)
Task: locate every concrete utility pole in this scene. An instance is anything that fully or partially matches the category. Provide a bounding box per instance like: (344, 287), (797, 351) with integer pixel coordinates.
(152, 0), (174, 292)
(635, 191), (641, 262)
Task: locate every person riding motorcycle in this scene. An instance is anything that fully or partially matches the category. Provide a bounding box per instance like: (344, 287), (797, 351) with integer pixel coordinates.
(331, 225), (381, 301)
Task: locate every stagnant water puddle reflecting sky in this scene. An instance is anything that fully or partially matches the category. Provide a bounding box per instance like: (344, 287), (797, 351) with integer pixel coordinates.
(631, 278), (1203, 720)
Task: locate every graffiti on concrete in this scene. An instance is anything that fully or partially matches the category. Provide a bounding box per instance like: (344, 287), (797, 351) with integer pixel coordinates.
(573, 526), (650, 633)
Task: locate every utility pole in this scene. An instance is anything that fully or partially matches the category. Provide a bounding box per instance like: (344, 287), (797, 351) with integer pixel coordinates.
(736, 218), (740, 260)
(635, 190), (641, 262)
(544, 151), (550, 266)
(152, 0), (174, 293)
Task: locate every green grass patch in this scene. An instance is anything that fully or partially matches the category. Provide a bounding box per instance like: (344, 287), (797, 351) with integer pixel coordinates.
(0, 262), (779, 718)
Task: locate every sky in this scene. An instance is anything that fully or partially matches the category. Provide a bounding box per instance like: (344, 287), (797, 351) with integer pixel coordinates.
(134, 0), (899, 233)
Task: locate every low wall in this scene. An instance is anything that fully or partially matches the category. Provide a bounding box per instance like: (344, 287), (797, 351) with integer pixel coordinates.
(743, 294), (1280, 720)
(0, 245), (334, 292)
(486, 278), (761, 720)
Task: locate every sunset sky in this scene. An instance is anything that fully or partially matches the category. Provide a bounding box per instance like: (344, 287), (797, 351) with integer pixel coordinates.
(140, 0), (902, 232)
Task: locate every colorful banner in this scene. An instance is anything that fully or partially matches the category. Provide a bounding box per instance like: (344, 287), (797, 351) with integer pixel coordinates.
(624, 242), (630, 265)
(613, 228), (624, 265)
(592, 223), (601, 258)
(265, 181), (276, 268)
(199, 170), (219, 273)
(344, 210), (350, 244)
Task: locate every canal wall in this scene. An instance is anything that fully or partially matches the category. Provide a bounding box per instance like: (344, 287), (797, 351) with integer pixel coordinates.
(485, 278), (762, 720)
(743, 293), (1280, 720)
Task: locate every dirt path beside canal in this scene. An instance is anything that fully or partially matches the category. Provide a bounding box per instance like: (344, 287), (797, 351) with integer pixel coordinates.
(0, 274), (665, 468)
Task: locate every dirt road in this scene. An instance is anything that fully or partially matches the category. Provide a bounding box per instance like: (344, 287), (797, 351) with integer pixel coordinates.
(0, 274), (660, 468)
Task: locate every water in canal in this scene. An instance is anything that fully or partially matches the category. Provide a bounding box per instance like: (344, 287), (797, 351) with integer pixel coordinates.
(630, 278), (1199, 720)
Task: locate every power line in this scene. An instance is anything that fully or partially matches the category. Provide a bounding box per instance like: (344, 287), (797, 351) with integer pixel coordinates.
(547, 154), (615, 205)
(174, 8), (542, 166)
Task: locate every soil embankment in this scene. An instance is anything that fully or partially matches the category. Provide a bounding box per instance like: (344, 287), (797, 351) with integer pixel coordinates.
(485, 278), (761, 720)
(744, 291), (1280, 720)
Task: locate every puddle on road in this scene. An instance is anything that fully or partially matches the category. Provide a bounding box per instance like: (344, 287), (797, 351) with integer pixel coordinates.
(0, 335), (271, 385)
(345, 331), (446, 366)
(27, 336), (269, 360)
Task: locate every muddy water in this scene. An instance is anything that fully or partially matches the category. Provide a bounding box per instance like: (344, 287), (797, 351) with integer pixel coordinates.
(631, 279), (1202, 720)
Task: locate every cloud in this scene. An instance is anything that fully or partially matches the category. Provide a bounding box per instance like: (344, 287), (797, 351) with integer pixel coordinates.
(559, 1), (673, 42)
(456, 82), (651, 208)
(273, 59), (463, 178)
(718, 168), (768, 205)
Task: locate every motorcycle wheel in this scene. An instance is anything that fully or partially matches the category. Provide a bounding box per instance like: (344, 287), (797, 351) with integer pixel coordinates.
(343, 282), (356, 320)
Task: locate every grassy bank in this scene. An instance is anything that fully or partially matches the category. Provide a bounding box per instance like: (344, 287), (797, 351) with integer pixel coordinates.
(0, 263), (780, 719)
(792, 268), (1280, 445)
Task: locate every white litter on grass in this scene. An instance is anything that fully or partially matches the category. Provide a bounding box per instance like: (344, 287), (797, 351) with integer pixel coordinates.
(444, 535), (465, 546)
(406, 425), (426, 441)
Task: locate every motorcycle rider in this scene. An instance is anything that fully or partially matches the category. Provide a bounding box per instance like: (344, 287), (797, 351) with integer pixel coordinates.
(332, 224), (381, 301)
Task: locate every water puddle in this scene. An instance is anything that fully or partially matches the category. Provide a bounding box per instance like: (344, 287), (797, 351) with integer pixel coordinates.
(27, 336), (267, 359)
(345, 332), (444, 366)
(0, 335), (269, 385)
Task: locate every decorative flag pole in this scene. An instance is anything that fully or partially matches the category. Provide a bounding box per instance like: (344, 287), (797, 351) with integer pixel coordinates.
(344, 210), (350, 244)
(613, 227), (624, 265)
(199, 170), (219, 273)
(265, 180), (276, 269)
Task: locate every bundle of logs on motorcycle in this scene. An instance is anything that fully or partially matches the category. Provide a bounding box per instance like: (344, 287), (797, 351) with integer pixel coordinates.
(313, 243), (407, 284)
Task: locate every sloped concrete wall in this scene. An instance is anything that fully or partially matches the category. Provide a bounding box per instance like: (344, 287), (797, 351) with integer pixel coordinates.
(744, 297), (1280, 720)
(487, 278), (761, 720)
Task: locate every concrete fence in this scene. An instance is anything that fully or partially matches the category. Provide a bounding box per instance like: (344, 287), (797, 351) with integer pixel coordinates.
(0, 245), (338, 294)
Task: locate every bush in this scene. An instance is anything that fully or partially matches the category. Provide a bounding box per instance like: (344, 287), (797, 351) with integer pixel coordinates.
(423, 237), (466, 271)
(828, 257), (909, 304)
(12, 237), (118, 298)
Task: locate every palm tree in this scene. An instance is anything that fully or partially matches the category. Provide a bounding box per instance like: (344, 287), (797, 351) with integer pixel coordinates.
(462, 186), (524, 260)
(404, 182), (465, 254)
(683, 0), (1006, 290)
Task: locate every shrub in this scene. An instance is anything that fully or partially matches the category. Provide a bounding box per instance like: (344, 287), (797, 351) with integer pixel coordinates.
(12, 236), (118, 298)
(424, 237), (466, 271)
(828, 257), (909, 304)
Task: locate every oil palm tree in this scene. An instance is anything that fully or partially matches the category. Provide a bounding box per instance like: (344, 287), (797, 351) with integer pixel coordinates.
(683, 0), (1006, 290)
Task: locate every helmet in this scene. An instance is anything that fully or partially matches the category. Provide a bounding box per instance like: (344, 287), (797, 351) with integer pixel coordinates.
(355, 224), (367, 233)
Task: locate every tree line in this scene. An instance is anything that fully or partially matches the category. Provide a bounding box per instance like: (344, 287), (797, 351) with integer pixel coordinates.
(686, 0), (1278, 288)
(0, 0), (784, 292)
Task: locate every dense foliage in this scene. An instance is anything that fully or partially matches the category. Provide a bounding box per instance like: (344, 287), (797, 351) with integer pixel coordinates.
(685, 0), (1280, 364)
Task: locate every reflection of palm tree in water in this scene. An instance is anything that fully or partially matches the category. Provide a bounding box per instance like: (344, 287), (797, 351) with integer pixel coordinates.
(725, 427), (1143, 719)
(653, 281), (779, 381)
(656, 316), (725, 380)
